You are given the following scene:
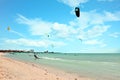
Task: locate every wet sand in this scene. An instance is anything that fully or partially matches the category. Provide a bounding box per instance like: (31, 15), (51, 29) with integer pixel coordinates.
(0, 53), (91, 80)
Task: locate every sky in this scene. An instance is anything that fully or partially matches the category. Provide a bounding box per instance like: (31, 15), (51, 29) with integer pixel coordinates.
(0, 0), (120, 53)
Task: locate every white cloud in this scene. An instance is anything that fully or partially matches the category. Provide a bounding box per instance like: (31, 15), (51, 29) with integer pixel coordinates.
(53, 22), (76, 38)
(84, 39), (106, 47)
(16, 10), (120, 47)
(69, 10), (120, 40)
(6, 38), (46, 47)
(17, 14), (30, 24)
(84, 39), (100, 45)
(10, 30), (25, 38)
(109, 32), (120, 38)
(77, 25), (110, 40)
(17, 14), (52, 36)
(103, 11), (120, 21)
(17, 14), (77, 39)
(5, 38), (66, 48)
(17, 10), (120, 39)
(88, 11), (120, 24)
(70, 11), (120, 30)
(58, 0), (88, 7)
(86, 25), (110, 38)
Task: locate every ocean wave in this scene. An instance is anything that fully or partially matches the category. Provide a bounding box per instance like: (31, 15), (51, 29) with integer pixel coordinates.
(40, 57), (78, 63)
(39, 57), (120, 66)
(77, 61), (120, 66)
(41, 57), (64, 61)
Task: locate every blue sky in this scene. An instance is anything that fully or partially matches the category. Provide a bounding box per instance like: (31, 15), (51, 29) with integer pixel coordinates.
(0, 0), (120, 53)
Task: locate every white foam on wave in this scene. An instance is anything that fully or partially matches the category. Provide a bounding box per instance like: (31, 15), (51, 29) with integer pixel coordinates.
(40, 57), (78, 63)
(41, 57), (64, 61)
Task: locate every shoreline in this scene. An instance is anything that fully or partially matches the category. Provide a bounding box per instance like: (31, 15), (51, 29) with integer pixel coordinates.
(0, 52), (91, 80)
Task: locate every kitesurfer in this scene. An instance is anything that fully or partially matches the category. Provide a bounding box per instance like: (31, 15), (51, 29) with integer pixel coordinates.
(34, 53), (40, 59)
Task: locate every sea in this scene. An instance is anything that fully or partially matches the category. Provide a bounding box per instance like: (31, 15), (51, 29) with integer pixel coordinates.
(5, 52), (120, 80)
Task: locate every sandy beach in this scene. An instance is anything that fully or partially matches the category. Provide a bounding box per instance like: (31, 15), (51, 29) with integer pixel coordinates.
(0, 53), (91, 80)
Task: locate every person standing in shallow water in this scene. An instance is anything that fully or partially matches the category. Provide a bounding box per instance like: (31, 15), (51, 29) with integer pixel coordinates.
(33, 53), (40, 59)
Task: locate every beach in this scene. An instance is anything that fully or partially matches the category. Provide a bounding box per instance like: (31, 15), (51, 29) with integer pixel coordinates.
(0, 53), (91, 80)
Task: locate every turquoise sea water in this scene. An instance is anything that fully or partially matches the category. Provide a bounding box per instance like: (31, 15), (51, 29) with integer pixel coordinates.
(5, 53), (120, 80)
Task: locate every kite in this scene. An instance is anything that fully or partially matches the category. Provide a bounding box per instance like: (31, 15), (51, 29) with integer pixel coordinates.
(75, 7), (80, 17)
(7, 26), (10, 31)
(45, 33), (50, 38)
(7, 26), (25, 37)
(79, 38), (82, 43)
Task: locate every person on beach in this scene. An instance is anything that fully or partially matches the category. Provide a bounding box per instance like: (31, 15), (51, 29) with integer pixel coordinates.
(34, 53), (40, 59)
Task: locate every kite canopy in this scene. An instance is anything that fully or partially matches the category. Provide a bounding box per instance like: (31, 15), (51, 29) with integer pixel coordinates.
(7, 26), (10, 31)
(45, 33), (50, 38)
(75, 7), (80, 17)
(79, 38), (82, 42)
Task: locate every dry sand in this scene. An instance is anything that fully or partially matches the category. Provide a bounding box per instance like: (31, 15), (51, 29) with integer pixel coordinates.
(0, 53), (91, 80)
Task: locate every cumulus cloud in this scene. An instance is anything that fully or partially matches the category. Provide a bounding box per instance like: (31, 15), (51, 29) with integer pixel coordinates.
(58, 0), (88, 7)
